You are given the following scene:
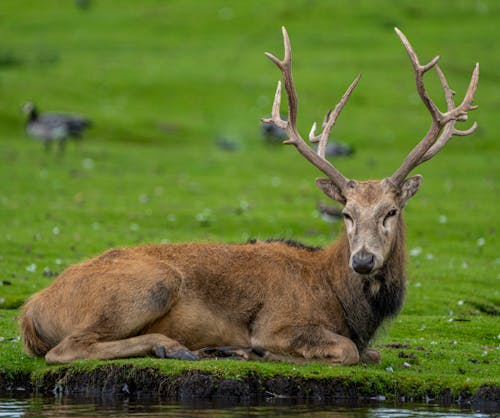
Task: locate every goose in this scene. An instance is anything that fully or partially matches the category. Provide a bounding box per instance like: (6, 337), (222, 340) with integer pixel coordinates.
(22, 102), (91, 152)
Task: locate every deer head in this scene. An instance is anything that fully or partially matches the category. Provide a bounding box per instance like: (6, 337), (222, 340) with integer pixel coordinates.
(263, 27), (479, 276)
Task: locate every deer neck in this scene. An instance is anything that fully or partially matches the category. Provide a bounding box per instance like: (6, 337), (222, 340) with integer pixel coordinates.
(322, 217), (407, 351)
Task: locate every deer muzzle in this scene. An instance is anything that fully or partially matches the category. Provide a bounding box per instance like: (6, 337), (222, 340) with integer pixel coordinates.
(351, 250), (376, 275)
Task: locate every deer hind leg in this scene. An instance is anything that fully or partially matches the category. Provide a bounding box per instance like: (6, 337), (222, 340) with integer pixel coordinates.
(45, 332), (198, 365)
(251, 325), (360, 365)
(44, 254), (198, 364)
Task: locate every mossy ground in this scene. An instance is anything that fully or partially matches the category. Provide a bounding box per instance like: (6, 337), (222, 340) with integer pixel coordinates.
(0, 0), (498, 401)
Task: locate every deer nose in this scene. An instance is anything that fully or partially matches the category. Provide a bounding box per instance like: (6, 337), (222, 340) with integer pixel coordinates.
(352, 251), (375, 274)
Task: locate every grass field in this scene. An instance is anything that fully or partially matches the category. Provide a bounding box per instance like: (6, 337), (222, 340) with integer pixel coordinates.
(0, 0), (498, 398)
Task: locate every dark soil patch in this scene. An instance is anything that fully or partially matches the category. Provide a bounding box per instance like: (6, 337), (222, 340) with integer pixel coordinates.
(0, 371), (32, 392)
(1, 364), (495, 408)
(36, 365), (360, 400)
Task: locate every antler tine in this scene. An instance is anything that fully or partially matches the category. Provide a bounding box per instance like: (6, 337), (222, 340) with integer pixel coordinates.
(264, 27), (297, 127)
(263, 26), (357, 190)
(308, 110), (331, 143)
(444, 63), (479, 121)
(389, 29), (479, 185)
(418, 64), (479, 164)
(310, 74), (362, 159)
(261, 81), (288, 129)
(436, 64), (456, 108)
(394, 28), (442, 120)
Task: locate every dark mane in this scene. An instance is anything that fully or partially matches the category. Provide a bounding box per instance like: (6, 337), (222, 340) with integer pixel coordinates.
(246, 238), (322, 252)
(335, 218), (406, 352)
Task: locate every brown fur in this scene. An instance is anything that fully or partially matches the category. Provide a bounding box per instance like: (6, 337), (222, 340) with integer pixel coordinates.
(20, 26), (478, 366)
(20, 40), (402, 366)
(20, 191), (408, 365)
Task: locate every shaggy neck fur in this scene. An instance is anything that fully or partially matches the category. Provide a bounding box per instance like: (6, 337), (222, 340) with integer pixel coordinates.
(325, 216), (407, 352)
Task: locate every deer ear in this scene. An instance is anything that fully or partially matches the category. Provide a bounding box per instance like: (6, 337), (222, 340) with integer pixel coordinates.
(399, 175), (423, 204)
(315, 178), (346, 205)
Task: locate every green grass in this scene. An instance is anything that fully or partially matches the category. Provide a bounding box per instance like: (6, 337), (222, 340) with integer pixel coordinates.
(0, 0), (498, 397)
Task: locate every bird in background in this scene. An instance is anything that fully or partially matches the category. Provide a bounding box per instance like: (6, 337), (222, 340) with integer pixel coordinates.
(260, 118), (354, 157)
(22, 102), (91, 153)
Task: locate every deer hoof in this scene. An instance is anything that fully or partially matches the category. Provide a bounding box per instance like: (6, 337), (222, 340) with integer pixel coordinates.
(361, 348), (381, 364)
(196, 346), (252, 360)
(154, 346), (199, 361)
(251, 346), (267, 357)
(166, 348), (199, 361)
(154, 346), (167, 358)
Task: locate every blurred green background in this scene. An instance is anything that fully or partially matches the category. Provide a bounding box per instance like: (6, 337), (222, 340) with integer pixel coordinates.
(0, 1), (498, 382)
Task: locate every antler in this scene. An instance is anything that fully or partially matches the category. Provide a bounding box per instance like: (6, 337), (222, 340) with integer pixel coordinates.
(418, 65), (479, 163)
(262, 26), (361, 192)
(308, 73), (361, 159)
(389, 28), (479, 185)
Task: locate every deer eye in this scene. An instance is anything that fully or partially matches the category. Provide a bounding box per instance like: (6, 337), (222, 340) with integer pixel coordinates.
(387, 209), (397, 218)
(383, 209), (398, 226)
(343, 212), (353, 222)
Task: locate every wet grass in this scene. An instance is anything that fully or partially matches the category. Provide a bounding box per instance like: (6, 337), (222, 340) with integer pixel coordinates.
(0, 0), (499, 399)
(1, 308), (497, 399)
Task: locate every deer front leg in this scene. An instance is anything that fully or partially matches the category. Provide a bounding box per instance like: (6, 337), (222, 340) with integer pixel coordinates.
(360, 347), (381, 364)
(252, 325), (360, 365)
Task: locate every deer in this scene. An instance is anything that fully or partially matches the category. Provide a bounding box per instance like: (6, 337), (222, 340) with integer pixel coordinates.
(20, 27), (479, 366)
